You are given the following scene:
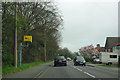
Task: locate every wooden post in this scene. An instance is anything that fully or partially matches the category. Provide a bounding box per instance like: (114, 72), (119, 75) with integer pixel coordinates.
(14, 2), (17, 68)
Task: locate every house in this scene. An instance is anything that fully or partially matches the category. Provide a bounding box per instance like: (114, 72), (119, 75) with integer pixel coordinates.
(104, 37), (120, 52)
(101, 37), (120, 65)
(113, 43), (120, 65)
(113, 43), (120, 53)
(95, 44), (105, 52)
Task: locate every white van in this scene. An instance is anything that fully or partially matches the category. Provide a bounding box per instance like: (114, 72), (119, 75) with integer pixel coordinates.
(99, 52), (118, 65)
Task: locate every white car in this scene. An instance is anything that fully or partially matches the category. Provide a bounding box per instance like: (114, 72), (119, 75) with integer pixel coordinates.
(93, 58), (100, 62)
(67, 57), (71, 61)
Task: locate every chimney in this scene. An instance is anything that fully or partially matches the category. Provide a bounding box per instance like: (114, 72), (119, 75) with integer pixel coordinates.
(97, 44), (100, 47)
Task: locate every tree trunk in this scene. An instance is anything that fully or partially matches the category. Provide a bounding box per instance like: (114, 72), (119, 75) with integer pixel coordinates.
(44, 30), (46, 62)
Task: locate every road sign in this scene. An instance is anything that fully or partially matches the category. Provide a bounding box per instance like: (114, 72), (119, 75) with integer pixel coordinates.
(24, 36), (32, 42)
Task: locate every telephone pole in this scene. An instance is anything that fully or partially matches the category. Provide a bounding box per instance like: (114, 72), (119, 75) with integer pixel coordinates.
(14, 2), (17, 68)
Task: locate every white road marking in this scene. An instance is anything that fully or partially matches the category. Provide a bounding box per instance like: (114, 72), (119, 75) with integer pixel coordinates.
(72, 66), (82, 71)
(34, 71), (43, 78)
(84, 72), (95, 78)
(37, 67), (51, 78)
(73, 66), (76, 68)
(76, 68), (82, 71)
(72, 66), (95, 78)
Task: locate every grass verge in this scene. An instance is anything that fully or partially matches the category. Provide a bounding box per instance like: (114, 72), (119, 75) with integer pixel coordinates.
(86, 62), (93, 64)
(86, 61), (118, 68)
(96, 64), (118, 68)
(2, 60), (52, 75)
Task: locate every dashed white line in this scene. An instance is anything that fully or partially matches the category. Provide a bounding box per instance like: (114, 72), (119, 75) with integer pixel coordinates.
(73, 66), (76, 68)
(34, 71), (43, 78)
(84, 72), (95, 78)
(72, 66), (82, 71)
(76, 68), (82, 71)
(72, 66), (95, 78)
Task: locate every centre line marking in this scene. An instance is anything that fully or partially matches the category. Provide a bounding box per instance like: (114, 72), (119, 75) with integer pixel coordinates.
(76, 68), (82, 71)
(72, 66), (82, 71)
(84, 72), (95, 78)
(72, 66), (95, 78)
(34, 71), (43, 78)
(73, 66), (76, 68)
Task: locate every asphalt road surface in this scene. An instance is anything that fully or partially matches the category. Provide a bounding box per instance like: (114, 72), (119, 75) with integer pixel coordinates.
(3, 61), (118, 78)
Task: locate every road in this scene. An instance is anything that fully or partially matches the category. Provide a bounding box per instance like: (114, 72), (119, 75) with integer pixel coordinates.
(3, 61), (118, 79)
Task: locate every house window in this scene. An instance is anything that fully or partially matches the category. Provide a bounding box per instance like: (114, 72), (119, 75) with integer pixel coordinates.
(110, 55), (117, 58)
(116, 46), (120, 50)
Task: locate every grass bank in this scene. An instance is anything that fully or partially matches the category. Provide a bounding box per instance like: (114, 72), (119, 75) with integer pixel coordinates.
(86, 62), (118, 68)
(3, 60), (52, 75)
(86, 62), (93, 64)
(96, 64), (118, 68)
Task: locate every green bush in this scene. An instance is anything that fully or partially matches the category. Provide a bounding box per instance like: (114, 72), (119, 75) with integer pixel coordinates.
(3, 53), (13, 66)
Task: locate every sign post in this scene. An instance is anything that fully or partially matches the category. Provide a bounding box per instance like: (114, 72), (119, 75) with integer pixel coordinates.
(18, 42), (22, 67)
(18, 36), (32, 67)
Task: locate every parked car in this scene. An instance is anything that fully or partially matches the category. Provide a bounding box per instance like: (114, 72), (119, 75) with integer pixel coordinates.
(74, 56), (86, 66)
(93, 58), (100, 63)
(54, 56), (67, 66)
(67, 57), (71, 61)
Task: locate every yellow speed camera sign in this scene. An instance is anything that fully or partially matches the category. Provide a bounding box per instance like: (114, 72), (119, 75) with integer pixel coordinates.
(24, 36), (32, 42)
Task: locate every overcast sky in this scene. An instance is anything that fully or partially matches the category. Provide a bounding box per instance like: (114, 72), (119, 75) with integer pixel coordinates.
(55, 0), (119, 52)
(1, 0), (119, 52)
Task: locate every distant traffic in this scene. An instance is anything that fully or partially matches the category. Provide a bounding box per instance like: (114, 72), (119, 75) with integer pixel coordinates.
(54, 56), (86, 67)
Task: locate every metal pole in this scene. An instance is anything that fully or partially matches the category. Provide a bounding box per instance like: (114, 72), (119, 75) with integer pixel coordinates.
(18, 42), (22, 67)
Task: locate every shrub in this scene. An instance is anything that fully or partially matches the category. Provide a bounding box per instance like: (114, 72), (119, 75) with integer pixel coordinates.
(3, 53), (13, 66)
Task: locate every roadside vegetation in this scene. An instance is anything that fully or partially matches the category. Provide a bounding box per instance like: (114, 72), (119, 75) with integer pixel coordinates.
(96, 64), (118, 68)
(2, 2), (63, 65)
(2, 2), (74, 75)
(3, 61), (52, 75)
(86, 62), (93, 64)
